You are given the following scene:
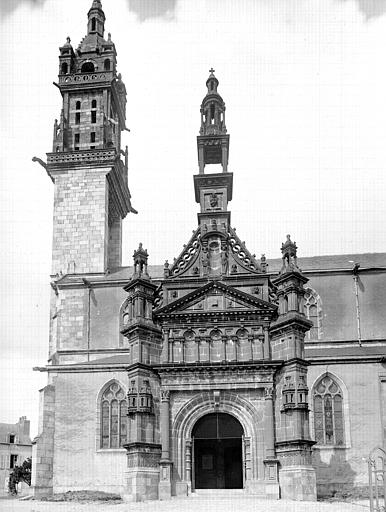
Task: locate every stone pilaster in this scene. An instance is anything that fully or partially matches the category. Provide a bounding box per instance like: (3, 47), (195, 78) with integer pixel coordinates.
(159, 388), (173, 499)
(263, 386), (280, 499)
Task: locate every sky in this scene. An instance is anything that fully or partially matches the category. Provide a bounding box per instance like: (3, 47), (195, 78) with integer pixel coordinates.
(0, 0), (386, 436)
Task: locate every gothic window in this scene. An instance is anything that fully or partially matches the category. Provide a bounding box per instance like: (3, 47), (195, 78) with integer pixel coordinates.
(91, 17), (96, 31)
(100, 381), (127, 449)
(304, 288), (322, 340)
(313, 375), (344, 446)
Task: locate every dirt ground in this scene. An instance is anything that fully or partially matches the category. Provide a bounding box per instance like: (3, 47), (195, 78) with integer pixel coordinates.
(0, 494), (370, 512)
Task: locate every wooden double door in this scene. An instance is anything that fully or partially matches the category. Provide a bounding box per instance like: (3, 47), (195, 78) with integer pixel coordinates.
(192, 413), (243, 489)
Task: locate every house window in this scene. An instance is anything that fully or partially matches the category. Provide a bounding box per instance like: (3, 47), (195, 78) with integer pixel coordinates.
(104, 59), (111, 71)
(75, 112), (80, 124)
(61, 62), (68, 74)
(74, 133), (80, 144)
(304, 288), (322, 340)
(76, 101), (81, 110)
(90, 132), (95, 143)
(10, 454), (18, 469)
(313, 375), (344, 446)
(91, 111), (96, 124)
(91, 100), (97, 109)
(100, 381), (127, 449)
(9, 434), (15, 444)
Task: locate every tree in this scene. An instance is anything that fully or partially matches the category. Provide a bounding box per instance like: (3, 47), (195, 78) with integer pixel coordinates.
(8, 458), (31, 495)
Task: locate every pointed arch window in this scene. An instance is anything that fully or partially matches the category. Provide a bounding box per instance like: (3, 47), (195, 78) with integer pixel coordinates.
(313, 375), (344, 446)
(100, 381), (127, 449)
(304, 288), (322, 340)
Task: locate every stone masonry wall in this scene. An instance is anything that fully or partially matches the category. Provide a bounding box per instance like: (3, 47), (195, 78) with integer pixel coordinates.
(32, 384), (56, 497)
(51, 168), (110, 275)
(56, 288), (87, 351)
(52, 371), (128, 494)
(308, 362), (384, 496)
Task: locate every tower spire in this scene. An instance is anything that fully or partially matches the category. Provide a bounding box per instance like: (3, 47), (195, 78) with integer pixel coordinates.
(197, 69), (229, 173)
(87, 0), (105, 37)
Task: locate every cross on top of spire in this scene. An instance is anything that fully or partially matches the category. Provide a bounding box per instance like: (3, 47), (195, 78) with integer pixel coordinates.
(209, 67), (215, 75)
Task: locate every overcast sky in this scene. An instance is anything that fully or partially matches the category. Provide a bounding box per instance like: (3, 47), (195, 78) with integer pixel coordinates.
(1, 0), (386, 435)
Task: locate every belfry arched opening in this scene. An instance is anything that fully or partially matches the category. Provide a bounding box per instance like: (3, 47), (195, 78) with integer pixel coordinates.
(192, 413), (243, 489)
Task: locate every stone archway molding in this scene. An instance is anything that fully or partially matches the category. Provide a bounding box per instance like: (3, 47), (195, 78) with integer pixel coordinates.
(171, 390), (265, 494)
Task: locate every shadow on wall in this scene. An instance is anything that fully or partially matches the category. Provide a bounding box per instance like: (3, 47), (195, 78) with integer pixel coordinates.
(313, 449), (356, 498)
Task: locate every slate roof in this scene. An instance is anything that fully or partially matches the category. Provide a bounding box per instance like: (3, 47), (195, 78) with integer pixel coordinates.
(55, 253), (386, 286)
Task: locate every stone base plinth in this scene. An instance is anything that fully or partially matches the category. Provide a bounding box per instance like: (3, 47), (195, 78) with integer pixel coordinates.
(158, 460), (173, 500)
(31, 486), (53, 498)
(123, 442), (161, 502)
(175, 481), (189, 496)
(245, 479), (279, 499)
(279, 466), (317, 501)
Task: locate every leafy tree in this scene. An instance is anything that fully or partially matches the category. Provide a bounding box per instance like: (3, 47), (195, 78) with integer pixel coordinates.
(8, 458), (31, 495)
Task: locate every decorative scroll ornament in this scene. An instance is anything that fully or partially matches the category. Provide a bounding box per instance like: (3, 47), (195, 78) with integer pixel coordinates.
(153, 285), (163, 309)
(169, 228), (201, 277)
(228, 227), (262, 273)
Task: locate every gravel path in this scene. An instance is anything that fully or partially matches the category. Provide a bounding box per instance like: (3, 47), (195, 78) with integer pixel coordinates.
(0, 495), (370, 512)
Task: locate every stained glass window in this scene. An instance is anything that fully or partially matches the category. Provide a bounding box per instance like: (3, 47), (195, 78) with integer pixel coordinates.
(313, 375), (344, 446)
(100, 382), (127, 449)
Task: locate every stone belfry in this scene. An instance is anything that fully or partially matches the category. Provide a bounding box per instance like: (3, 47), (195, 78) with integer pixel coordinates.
(47, 0), (136, 276)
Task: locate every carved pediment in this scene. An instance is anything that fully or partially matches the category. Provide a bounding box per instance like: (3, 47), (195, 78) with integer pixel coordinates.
(154, 281), (276, 318)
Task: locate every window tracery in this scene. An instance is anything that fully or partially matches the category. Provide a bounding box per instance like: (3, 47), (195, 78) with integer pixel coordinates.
(303, 288), (322, 340)
(313, 374), (344, 446)
(100, 381), (127, 449)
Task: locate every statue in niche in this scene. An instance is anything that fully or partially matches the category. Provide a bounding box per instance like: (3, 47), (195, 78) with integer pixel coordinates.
(201, 248), (210, 276)
(221, 250), (228, 274)
(209, 193), (218, 207)
(231, 263), (238, 274)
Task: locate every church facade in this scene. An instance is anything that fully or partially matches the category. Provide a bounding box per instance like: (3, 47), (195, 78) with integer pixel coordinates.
(32, 1), (386, 502)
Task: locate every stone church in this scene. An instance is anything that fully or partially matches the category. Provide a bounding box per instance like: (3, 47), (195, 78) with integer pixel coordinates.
(32, 1), (386, 502)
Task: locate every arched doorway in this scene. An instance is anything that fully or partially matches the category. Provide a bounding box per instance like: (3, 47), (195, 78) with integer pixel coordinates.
(192, 412), (244, 489)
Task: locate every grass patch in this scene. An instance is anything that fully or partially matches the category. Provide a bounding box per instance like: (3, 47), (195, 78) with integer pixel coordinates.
(40, 490), (122, 502)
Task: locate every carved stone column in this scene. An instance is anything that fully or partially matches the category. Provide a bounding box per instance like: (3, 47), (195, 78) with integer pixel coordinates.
(185, 440), (192, 491)
(263, 386), (279, 499)
(159, 388), (172, 500)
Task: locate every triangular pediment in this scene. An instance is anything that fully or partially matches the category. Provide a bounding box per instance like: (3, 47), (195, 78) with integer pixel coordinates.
(154, 281), (276, 317)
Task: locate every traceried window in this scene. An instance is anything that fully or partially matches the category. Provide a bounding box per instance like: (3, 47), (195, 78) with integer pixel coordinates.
(304, 288), (322, 340)
(100, 381), (127, 449)
(313, 375), (344, 446)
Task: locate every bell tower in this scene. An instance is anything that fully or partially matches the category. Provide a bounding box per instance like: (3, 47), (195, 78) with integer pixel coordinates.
(194, 70), (233, 255)
(47, 0), (136, 276)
